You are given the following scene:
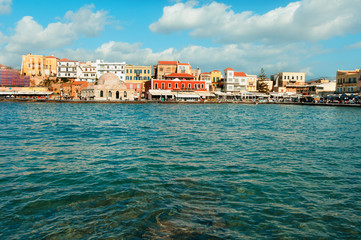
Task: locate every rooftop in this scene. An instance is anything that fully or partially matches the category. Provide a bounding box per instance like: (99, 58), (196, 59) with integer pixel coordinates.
(166, 73), (195, 78)
(158, 61), (178, 65)
(234, 72), (247, 77)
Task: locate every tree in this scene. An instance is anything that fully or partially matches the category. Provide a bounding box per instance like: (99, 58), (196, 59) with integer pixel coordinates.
(258, 68), (266, 81)
(257, 68), (270, 93)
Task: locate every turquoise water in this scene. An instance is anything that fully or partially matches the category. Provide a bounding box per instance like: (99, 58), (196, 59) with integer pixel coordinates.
(1, 102), (361, 239)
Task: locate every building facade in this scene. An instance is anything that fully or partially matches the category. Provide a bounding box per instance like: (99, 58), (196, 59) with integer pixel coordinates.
(96, 60), (125, 81)
(0, 68), (30, 87)
(223, 68), (247, 93)
(21, 54), (58, 79)
(336, 69), (360, 93)
(78, 62), (97, 83)
(125, 65), (152, 81)
(81, 73), (135, 101)
(246, 74), (258, 92)
(57, 58), (79, 79)
(272, 72), (306, 93)
(210, 70), (222, 91)
(154, 61), (178, 79)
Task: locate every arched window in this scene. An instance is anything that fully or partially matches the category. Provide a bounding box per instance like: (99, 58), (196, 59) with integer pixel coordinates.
(161, 83), (165, 89)
(124, 91), (127, 97)
(155, 83), (158, 89)
(100, 90), (103, 97)
(108, 91), (112, 98)
(116, 91), (119, 99)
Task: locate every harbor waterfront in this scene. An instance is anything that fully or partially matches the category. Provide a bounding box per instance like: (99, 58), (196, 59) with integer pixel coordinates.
(1, 102), (361, 239)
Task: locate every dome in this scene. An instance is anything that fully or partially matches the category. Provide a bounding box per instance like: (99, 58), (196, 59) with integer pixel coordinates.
(97, 73), (123, 86)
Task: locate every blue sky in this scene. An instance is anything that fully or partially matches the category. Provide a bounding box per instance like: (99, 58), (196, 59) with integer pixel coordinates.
(0, 0), (360, 79)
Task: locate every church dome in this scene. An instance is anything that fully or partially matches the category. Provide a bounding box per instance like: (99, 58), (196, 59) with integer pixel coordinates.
(97, 73), (123, 86)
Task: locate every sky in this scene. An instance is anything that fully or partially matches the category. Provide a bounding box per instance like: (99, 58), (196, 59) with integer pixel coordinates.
(0, 0), (361, 79)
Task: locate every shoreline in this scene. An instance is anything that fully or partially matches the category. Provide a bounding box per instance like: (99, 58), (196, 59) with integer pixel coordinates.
(1, 98), (361, 107)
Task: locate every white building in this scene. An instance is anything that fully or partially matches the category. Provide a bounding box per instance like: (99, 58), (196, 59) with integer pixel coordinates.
(223, 68), (247, 93)
(96, 60), (125, 81)
(177, 63), (191, 74)
(57, 58), (79, 79)
(78, 62), (97, 83)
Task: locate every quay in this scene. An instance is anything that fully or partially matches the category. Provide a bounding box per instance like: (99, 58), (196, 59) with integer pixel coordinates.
(1, 98), (361, 107)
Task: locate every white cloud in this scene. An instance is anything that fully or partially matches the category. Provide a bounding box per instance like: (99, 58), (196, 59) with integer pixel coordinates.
(64, 4), (108, 37)
(0, 0), (12, 14)
(150, 0), (361, 43)
(4, 5), (108, 53)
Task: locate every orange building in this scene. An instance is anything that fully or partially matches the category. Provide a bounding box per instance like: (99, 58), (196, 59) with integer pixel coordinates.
(72, 81), (90, 100)
(154, 61), (178, 79)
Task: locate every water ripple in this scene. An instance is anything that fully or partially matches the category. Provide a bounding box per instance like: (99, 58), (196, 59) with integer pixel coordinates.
(0, 102), (361, 239)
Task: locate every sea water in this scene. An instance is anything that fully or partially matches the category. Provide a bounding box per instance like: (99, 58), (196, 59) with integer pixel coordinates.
(1, 102), (360, 239)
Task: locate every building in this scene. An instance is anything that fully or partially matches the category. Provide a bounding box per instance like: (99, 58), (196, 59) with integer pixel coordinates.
(78, 62), (97, 83)
(21, 54), (45, 78)
(246, 74), (258, 92)
(304, 79), (336, 95)
(57, 58), (79, 80)
(44, 56), (58, 77)
(210, 70), (222, 91)
(177, 63), (191, 74)
(358, 70), (361, 92)
(0, 67), (30, 87)
(96, 60), (125, 81)
(21, 54), (58, 86)
(125, 65), (152, 81)
(154, 61), (178, 79)
(223, 68), (247, 93)
(190, 67), (201, 80)
(272, 72), (306, 93)
(145, 73), (208, 100)
(200, 72), (211, 91)
(81, 72), (135, 101)
(336, 69), (359, 93)
(72, 81), (90, 100)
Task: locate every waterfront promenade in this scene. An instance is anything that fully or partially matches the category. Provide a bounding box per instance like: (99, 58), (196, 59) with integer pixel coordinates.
(1, 98), (361, 107)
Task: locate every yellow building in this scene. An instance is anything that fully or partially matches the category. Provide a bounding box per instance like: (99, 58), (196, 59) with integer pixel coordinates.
(21, 54), (58, 77)
(210, 70), (221, 91)
(336, 69), (359, 93)
(21, 54), (45, 77)
(125, 65), (152, 81)
(44, 56), (58, 77)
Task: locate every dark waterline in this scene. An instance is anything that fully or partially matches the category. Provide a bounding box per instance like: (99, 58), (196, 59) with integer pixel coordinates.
(1, 102), (360, 239)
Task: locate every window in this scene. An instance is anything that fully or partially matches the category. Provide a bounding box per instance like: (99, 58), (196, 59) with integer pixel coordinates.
(100, 90), (103, 97)
(137, 84), (140, 89)
(130, 84), (133, 89)
(148, 70), (150, 74)
(168, 83), (171, 88)
(201, 84), (204, 89)
(155, 83), (158, 89)
(130, 69), (132, 73)
(161, 83), (165, 89)
(116, 91), (119, 99)
(130, 76), (132, 80)
(182, 83), (185, 89)
(126, 69), (128, 73)
(175, 83), (178, 88)
(188, 83), (191, 89)
(124, 91), (127, 97)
